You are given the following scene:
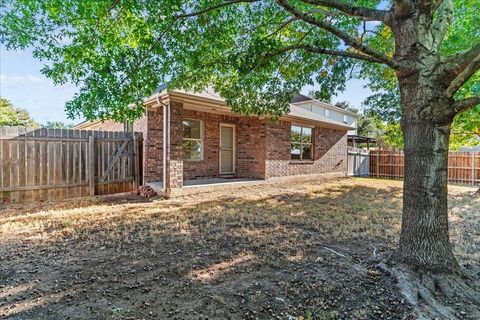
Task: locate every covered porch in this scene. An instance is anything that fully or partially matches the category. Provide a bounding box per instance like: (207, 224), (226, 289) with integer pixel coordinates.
(144, 91), (267, 197)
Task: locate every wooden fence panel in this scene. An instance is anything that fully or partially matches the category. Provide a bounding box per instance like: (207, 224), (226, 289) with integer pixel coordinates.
(370, 150), (480, 186)
(0, 126), (143, 203)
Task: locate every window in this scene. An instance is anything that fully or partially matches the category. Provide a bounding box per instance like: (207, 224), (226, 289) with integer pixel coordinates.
(183, 119), (203, 160)
(291, 125), (313, 160)
(325, 109), (330, 117)
(343, 114), (348, 124)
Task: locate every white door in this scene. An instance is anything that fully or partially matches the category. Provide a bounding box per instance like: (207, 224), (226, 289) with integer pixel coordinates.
(220, 124), (235, 174)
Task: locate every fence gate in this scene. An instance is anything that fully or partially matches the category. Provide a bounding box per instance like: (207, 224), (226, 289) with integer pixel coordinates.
(347, 147), (370, 176)
(0, 126), (143, 203)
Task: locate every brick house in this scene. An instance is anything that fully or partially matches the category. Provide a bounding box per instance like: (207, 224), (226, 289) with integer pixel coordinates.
(75, 88), (358, 196)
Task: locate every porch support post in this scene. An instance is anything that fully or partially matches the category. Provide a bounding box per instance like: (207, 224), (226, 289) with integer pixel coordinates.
(162, 101), (172, 198)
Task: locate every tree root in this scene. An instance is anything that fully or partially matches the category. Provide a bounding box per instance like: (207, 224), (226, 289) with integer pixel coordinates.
(379, 263), (480, 319)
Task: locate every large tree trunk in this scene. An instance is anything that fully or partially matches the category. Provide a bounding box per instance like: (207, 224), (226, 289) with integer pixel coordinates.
(398, 118), (460, 273)
(394, 71), (461, 273)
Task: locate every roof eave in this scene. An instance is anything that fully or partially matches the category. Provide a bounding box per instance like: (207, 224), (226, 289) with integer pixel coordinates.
(282, 114), (355, 130)
(293, 100), (360, 117)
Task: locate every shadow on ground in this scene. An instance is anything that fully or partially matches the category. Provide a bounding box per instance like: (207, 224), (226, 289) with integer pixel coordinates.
(0, 178), (477, 319)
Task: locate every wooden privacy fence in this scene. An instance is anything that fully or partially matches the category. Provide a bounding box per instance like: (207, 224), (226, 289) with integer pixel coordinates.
(0, 126), (143, 203)
(347, 147), (370, 176)
(370, 150), (480, 186)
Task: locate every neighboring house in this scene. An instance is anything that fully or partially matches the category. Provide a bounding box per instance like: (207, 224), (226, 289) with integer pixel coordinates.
(74, 87), (358, 195)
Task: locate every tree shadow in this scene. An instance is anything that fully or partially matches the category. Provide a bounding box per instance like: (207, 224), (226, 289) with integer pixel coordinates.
(1, 182), (475, 319)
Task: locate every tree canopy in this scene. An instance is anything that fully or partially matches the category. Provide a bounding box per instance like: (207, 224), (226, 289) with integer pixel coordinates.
(42, 121), (74, 129)
(1, 0), (478, 123)
(0, 98), (39, 127)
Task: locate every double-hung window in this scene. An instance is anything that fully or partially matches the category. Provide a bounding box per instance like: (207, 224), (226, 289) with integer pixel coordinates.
(291, 125), (313, 160)
(183, 119), (203, 160)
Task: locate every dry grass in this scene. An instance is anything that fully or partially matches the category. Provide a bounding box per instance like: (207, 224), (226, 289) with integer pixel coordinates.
(0, 177), (478, 319)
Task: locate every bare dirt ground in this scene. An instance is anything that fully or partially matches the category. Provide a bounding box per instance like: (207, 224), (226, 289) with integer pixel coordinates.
(0, 177), (478, 320)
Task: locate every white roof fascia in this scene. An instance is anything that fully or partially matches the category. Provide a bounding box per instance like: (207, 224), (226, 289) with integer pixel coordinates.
(293, 99), (359, 117)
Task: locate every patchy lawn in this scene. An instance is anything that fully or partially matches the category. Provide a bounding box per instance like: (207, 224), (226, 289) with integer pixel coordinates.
(0, 177), (478, 320)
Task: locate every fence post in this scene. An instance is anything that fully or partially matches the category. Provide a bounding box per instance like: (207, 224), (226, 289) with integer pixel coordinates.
(133, 133), (140, 190)
(88, 135), (95, 196)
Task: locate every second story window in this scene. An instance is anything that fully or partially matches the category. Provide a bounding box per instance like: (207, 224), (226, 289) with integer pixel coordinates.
(291, 125), (313, 160)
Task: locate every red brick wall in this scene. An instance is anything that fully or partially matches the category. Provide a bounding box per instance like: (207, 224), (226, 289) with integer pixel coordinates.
(144, 110), (163, 183)
(142, 102), (183, 188)
(182, 109), (239, 180)
(168, 102), (184, 188)
(266, 120), (291, 161)
(265, 122), (347, 178)
(237, 117), (267, 179)
(144, 108), (347, 183)
(181, 110), (267, 180)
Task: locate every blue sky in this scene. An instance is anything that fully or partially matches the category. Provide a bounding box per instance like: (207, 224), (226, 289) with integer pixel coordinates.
(1, 47), (372, 125)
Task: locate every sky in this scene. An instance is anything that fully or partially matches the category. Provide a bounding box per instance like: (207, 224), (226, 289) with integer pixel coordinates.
(1, 46), (373, 125)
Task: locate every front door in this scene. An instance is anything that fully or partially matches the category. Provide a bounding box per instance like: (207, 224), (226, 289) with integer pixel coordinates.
(220, 124), (235, 174)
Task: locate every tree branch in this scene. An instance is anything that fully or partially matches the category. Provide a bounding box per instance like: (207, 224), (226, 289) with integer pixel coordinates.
(445, 43), (480, 72)
(431, 0), (453, 50)
(299, 0), (390, 22)
(174, 0), (258, 19)
(268, 44), (384, 64)
(444, 43), (480, 97)
(432, 0), (446, 12)
(122, 1), (260, 84)
(261, 16), (298, 40)
(276, 0), (401, 69)
(451, 96), (480, 114)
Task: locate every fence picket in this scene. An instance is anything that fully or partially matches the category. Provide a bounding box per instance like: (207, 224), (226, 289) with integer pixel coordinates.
(369, 150), (480, 186)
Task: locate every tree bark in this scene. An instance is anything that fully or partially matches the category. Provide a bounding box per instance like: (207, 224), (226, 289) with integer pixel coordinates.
(398, 103), (460, 273)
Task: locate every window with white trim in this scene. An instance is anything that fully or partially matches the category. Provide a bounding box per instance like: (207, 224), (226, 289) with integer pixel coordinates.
(183, 119), (203, 160)
(291, 125), (313, 160)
